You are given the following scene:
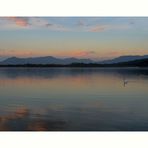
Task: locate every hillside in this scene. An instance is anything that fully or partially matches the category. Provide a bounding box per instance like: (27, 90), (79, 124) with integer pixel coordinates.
(0, 56), (93, 65)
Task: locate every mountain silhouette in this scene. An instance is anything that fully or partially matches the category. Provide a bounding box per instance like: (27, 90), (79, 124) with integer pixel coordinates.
(1, 55), (148, 66)
(110, 58), (148, 67)
(0, 56), (93, 65)
(99, 55), (148, 64)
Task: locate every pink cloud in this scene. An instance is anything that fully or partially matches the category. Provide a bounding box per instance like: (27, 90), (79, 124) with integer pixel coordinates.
(7, 17), (29, 27)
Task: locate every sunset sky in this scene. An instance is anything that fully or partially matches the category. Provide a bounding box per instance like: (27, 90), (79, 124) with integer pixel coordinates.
(0, 17), (148, 61)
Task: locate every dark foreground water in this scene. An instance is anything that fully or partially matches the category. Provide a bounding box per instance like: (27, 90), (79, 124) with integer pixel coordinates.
(0, 67), (148, 131)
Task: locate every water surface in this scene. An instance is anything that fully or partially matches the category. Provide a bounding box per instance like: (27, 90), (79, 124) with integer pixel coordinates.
(0, 67), (148, 131)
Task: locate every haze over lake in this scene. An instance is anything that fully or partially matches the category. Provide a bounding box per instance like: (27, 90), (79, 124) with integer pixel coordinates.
(0, 67), (148, 131)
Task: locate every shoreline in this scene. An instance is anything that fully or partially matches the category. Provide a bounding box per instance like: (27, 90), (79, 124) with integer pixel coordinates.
(0, 65), (148, 68)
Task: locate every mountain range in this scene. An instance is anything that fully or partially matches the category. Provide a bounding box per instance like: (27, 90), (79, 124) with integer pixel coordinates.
(0, 55), (148, 65)
(99, 55), (148, 64)
(0, 56), (93, 65)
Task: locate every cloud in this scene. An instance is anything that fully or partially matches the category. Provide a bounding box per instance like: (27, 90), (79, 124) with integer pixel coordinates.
(85, 51), (96, 55)
(77, 20), (86, 27)
(89, 25), (108, 32)
(24, 17), (70, 32)
(4, 17), (53, 29)
(7, 17), (30, 27)
(45, 23), (53, 27)
(89, 24), (130, 32)
(3, 17), (69, 31)
(50, 24), (70, 32)
(129, 21), (135, 25)
(129, 19), (136, 25)
(1, 17), (131, 32)
(44, 22), (70, 32)
(30, 17), (50, 27)
(72, 50), (96, 57)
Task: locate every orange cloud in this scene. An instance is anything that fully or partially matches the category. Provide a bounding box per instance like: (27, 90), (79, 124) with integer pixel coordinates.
(89, 24), (130, 32)
(7, 17), (29, 27)
(90, 25), (108, 32)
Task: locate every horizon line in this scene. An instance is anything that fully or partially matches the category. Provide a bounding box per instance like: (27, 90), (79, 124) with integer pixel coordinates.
(1, 54), (148, 62)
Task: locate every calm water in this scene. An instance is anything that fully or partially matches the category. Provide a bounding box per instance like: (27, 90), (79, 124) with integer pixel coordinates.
(0, 67), (148, 131)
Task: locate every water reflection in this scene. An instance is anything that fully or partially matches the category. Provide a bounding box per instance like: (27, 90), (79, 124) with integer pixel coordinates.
(0, 68), (148, 131)
(122, 77), (138, 87)
(0, 67), (148, 79)
(0, 107), (66, 131)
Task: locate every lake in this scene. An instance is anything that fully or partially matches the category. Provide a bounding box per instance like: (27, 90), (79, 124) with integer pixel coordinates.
(0, 67), (148, 131)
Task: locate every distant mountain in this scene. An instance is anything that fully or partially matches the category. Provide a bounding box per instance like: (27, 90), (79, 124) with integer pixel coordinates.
(0, 56), (94, 65)
(110, 58), (148, 67)
(99, 55), (148, 64)
(66, 58), (148, 67)
(1, 55), (148, 66)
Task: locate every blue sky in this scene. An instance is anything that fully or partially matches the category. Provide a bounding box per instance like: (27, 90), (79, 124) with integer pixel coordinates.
(0, 17), (148, 61)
